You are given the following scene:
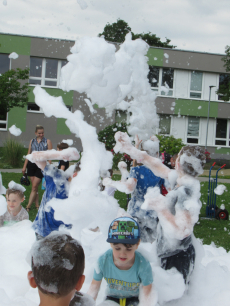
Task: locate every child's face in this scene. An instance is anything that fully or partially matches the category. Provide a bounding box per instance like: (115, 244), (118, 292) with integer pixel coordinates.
(111, 243), (139, 268)
(6, 193), (24, 213)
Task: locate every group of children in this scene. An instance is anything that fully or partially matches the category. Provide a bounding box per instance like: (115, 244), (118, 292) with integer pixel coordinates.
(0, 132), (206, 306)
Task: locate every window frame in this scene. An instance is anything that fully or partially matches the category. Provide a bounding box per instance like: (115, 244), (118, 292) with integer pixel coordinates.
(189, 71), (203, 100)
(148, 67), (175, 97)
(186, 116), (200, 145)
(217, 73), (230, 102)
(215, 118), (230, 147)
(29, 57), (67, 88)
(0, 113), (8, 131)
(157, 114), (171, 135)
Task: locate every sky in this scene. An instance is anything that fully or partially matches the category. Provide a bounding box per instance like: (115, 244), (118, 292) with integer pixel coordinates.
(0, 0), (230, 55)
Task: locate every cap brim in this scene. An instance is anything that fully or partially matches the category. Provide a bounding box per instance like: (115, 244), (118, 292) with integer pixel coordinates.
(107, 238), (139, 245)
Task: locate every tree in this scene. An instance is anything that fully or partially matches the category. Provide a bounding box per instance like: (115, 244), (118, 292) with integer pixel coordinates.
(98, 19), (131, 44)
(0, 68), (30, 115)
(99, 19), (175, 48)
(216, 45), (230, 102)
(157, 135), (184, 155)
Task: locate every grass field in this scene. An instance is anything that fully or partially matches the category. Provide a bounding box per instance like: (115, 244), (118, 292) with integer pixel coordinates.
(1, 172), (230, 251)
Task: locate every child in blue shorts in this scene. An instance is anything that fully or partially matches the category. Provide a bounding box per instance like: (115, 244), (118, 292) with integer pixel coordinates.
(87, 217), (157, 306)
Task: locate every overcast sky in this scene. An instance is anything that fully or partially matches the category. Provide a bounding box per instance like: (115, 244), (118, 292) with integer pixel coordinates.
(0, 0), (229, 55)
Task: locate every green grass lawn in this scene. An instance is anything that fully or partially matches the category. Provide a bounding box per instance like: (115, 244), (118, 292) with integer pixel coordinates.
(1, 172), (230, 251)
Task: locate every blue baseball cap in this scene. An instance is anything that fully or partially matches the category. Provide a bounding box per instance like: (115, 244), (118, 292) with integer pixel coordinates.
(107, 217), (140, 244)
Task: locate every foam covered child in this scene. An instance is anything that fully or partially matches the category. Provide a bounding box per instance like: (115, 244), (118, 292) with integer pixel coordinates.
(113, 131), (206, 284)
(87, 217), (157, 306)
(0, 181), (29, 227)
(28, 232), (95, 306)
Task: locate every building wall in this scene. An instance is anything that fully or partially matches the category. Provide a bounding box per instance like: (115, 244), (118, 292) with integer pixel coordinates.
(0, 33), (230, 158)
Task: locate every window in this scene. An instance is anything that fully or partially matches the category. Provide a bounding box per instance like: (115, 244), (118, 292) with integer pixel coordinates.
(190, 71), (203, 99)
(187, 117), (200, 144)
(215, 119), (228, 146)
(0, 53), (10, 74)
(158, 114), (171, 135)
(27, 103), (71, 113)
(29, 57), (68, 87)
(27, 103), (43, 113)
(115, 110), (127, 123)
(218, 74), (230, 101)
(148, 67), (174, 96)
(0, 109), (7, 130)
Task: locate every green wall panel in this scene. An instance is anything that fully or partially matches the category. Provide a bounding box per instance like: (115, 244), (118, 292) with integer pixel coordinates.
(174, 99), (219, 117)
(214, 147), (230, 154)
(56, 118), (71, 135)
(8, 106), (27, 132)
(28, 87), (74, 105)
(147, 48), (164, 67)
(0, 34), (31, 55)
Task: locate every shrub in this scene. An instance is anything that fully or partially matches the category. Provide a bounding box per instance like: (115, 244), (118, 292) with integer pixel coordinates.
(98, 122), (132, 170)
(2, 138), (25, 167)
(157, 135), (184, 155)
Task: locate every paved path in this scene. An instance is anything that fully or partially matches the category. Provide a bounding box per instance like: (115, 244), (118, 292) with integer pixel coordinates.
(0, 169), (22, 173)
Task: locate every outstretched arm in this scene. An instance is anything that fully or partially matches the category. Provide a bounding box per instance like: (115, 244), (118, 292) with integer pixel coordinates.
(87, 279), (102, 301)
(114, 132), (171, 179)
(26, 148), (80, 163)
(103, 177), (137, 194)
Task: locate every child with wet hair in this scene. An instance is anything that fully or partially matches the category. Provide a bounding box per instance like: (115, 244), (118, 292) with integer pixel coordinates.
(0, 181), (28, 227)
(27, 232), (92, 306)
(113, 132), (206, 284)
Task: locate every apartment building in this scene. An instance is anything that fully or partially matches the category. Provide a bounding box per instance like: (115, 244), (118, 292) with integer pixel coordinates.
(0, 33), (229, 158)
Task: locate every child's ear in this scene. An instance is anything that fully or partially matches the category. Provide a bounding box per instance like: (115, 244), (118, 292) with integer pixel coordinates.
(21, 197), (25, 203)
(75, 275), (85, 291)
(27, 271), (37, 289)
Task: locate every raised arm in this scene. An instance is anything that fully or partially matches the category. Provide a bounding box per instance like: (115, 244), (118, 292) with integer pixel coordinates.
(26, 148), (80, 163)
(103, 177), (137, 194)
(114, 132), (171, 179)
(87, 279), (102, 301)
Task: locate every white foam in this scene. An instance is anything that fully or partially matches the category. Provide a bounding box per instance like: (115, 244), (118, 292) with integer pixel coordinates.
(9, 125), (22, 136)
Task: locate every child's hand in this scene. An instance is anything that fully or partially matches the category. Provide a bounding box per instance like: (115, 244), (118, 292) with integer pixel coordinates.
(102, 178), (113, 186)
(135, 134), (142, 149)
(113, 132), (132, 154)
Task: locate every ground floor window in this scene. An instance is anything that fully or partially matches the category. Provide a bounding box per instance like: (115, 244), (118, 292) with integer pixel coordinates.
(159, 114), (171, 135)
(187, 116), (200, 144)
(215, 119), (229, 146)
(0, 109), (7, 130)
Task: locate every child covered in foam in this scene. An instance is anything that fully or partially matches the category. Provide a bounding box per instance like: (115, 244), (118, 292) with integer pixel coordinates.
(26, 149), (80, 239)
(103, 135), (165, 243)
(28, 231), (95, 306)
(0, 181), (28, 227)
(113, 132), (206, 284)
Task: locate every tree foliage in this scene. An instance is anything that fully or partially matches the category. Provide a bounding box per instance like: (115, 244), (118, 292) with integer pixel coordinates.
(98, 122), (132, 169)
(99, 19), (175, 48)
(216, 45), (230, 102)
(0, 68), (30, 114)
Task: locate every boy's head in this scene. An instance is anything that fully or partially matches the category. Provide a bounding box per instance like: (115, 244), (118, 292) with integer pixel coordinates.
(177, 146), (206, 177)
(107, 217), (140, 245)
(107, 217), (140, 266)
(57, 142), (69, 151)
(6, 181), (25, 213)
(28, 232), (85, 300)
